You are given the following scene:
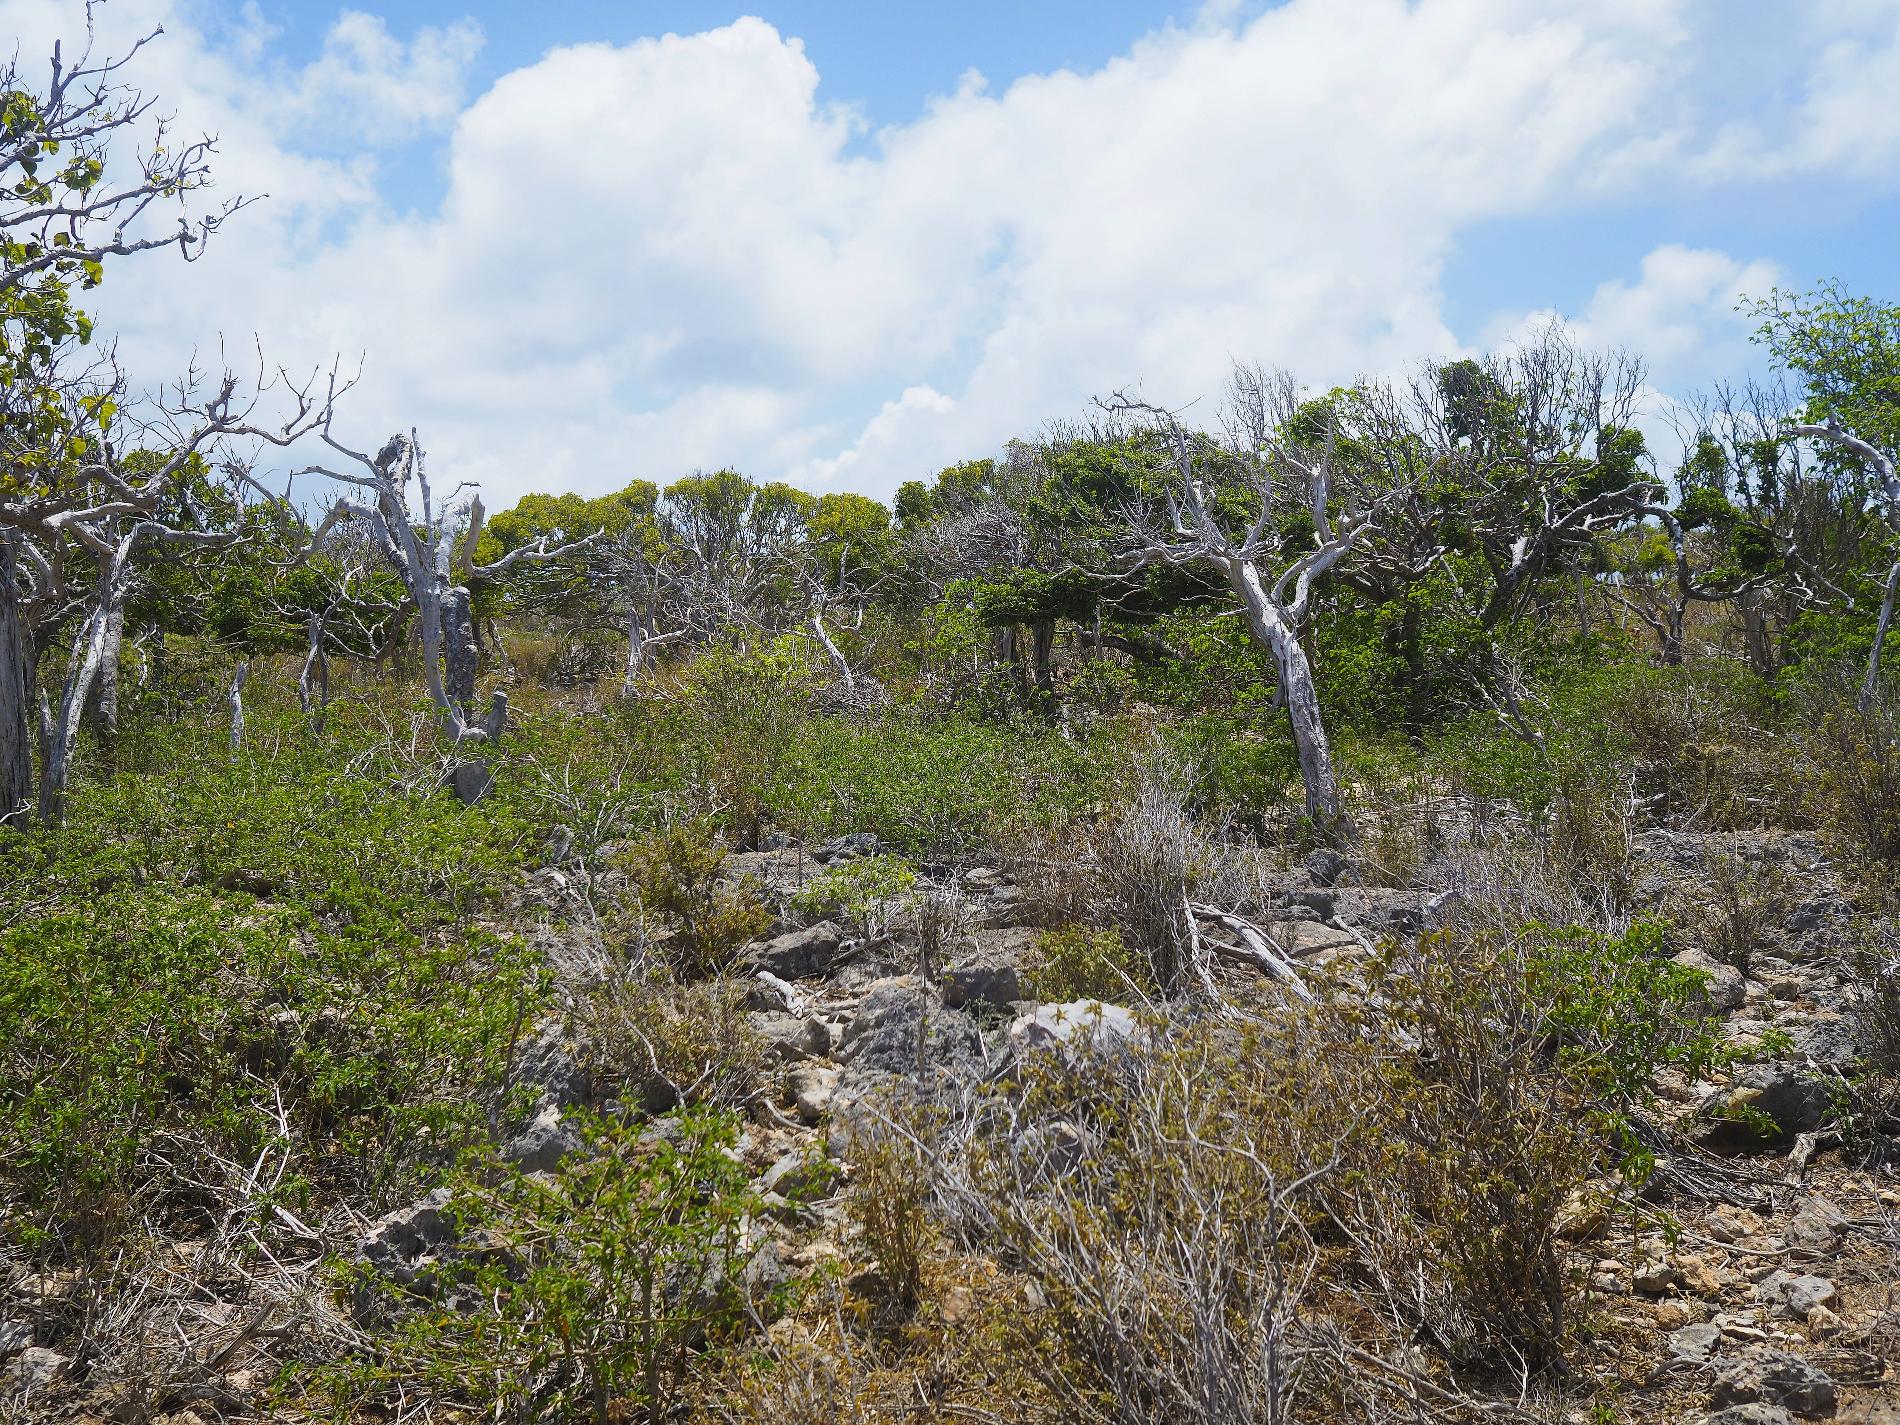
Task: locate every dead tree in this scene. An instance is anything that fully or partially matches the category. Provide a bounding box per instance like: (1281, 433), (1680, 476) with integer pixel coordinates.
(301, 425), (603, 748)
(0, 13), (342, 821)
(1793, 419), (1900, 707)
(2, 365), (336, 821)
(1111, 368), (1380, 840)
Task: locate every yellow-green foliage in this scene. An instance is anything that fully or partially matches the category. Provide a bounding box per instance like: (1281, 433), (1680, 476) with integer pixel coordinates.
(1027, 924), (1148, 1002)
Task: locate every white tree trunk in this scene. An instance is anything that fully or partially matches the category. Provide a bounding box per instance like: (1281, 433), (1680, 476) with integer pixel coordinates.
(42, 567), (126, 823)
(0, 537), (32, 822)
(298, 613), (330, 734)
(1863, 558), (1900, 710)
(1226, 560), (1351, 838)
(228, 661), (250, 759)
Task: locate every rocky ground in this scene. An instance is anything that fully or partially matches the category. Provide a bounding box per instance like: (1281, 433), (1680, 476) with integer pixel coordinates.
(6, 826), (1896, 1422)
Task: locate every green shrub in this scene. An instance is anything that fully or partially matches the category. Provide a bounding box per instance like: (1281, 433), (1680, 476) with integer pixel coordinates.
(0, 720), (544, 1255)
(1797, 672), (1900, 881)
(331, 1107), (763, 1424)
(580, 971), (770, 1115)
(1310, 921), (1728, 1366)
(1028, 924), (1148, 1003)
(791, 854), (919, 940)
(622, 820), (771, 978)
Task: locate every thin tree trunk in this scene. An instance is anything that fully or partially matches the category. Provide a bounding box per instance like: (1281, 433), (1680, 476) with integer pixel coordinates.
(228, 661), (250, 759)
(1862, 558), (1900, 711)
(623, 602), (653, 695)
(1031, 619), (1056, 695)
(1228, 560), (1352, 840)
(89, 595), (124, 748)
(298, 614), (330, 735)
(810, 605), (855, 696)
(439, 584), (479, 712)
(43, 556), (131, 824)
(0, 537), (33, 822)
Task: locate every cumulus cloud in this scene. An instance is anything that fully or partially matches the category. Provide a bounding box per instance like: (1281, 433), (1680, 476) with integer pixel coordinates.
(1485, 243), (1785, 479)
(8, 0), (1896, 505)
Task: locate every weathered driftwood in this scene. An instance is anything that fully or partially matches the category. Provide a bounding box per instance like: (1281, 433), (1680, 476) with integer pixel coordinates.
(1187, 902), (1313, 1001)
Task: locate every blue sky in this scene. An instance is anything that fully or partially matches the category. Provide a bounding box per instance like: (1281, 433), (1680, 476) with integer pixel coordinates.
(10, 0), (1900, 504)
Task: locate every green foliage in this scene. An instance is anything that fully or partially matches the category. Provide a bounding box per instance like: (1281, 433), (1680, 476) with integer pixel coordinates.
(1519, 919), (1732, 1108)
(581, 971), (770, 1115)
(0, 717), (542, 1256)
(782, 713), (1103, 856)
(1750, 280), (1900, 460)
(792, 854), (919, 940)
(332, 1107), (763, 1424)
(623, 820), (771, 979)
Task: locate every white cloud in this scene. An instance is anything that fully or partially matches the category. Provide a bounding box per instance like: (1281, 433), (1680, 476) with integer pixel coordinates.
(285, 10), (485, 140)
(8, 0), (1896, 507)
(1489, 244), (1781, 384)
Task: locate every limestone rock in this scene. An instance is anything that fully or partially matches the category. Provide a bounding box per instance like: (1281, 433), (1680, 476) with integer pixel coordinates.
(1753, 1270), (1838, 1320)
(501, 1100), (582, 1173)
(0, 1346), (66, 1397)
(941, 956), (1024, 1011)
(1711, 1347), (1837, 1419)
(785, 1063), (839, 1124)
(1692, 1065), (1831, 1152)
(1008, 999), (1141, 1059)
(746, 921), (847, 981)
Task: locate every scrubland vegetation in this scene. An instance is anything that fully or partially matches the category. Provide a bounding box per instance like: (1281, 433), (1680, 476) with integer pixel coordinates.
(5, 14), (1900, 1425)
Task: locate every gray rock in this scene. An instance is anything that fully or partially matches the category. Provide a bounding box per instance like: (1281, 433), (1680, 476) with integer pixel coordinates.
(358, 1187), (457, 1284)
(815, 832), (881, 863)
(1711, 1347), (1837, 1419)
(749, 1010), (832, 1061)
(837, 979), (983, 1082)
(740, 1239), (793, 1304)
(1753, 1270), (1838, 1319)
(1305, 847), (1348, 886)
(1675, 949), (1748, 1013)
(509, 1017), (592, 1108)
(1009, 999), (1141, 1059)
(501, 1101), (582, 1173)
(761, 1149), (839, 1202)
(0, 1346), (67, 1397)
(1669, 1321), (1724, 1362)
(1785, 1196), (1848, 1252)
(1268, 919), (1362, 959)
(1704, 1406), (1798, 1425)
(1692, 1065), (1831, 1152)
(785, 1063), (838, 1124)
(746, 921), (846, 980)
(942, 957), (1024, 1010)
(0, 1321), (29, 1359)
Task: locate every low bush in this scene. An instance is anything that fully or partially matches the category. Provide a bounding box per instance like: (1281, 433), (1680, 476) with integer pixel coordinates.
(580, 970), (770, 1115)
(1026, 924), (1150, 1002)
(622, 819), (771, 979)
(792, 854), (920, 941)
(330, 1107), (763, 1424)
(1798, 672), (1900, 884)
(1676, 845), (1796, 978)
(972, 1024), (1324, 1425)
(0, 723), (543, 1260)
(1307, 921), (1726, 1367)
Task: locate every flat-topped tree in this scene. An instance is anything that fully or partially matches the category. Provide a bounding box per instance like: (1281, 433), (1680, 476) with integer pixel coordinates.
(1110, 363), (1386, 841)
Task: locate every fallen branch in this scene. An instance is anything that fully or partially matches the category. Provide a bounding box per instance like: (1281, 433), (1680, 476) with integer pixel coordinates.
(1187, 902), (1313, 1000)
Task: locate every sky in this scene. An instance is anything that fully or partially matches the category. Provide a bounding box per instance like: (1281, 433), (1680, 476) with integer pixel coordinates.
(6, 0), (1900, 507)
